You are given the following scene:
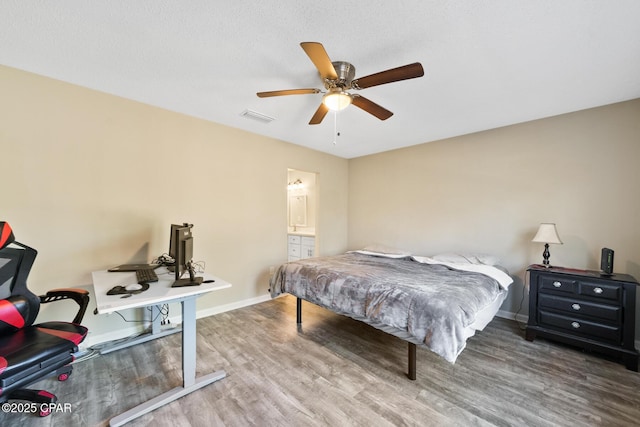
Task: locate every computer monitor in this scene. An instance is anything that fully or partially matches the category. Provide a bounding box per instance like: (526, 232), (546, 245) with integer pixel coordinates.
(168, 223), (188, 262)
(169, 223), (203, 287)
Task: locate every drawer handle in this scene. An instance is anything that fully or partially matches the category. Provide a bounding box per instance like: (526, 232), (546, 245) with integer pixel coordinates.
(571, 303), (581, 311)
(593, 287), (603, 294)
(571, 322), (581, 329)
(553, 281), (562, 288)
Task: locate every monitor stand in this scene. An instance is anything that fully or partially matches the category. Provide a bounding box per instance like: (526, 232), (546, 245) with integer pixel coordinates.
(171, 262), (203, 287)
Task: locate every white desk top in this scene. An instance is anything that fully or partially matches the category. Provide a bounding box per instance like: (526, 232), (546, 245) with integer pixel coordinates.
(92, 267), (231, 315)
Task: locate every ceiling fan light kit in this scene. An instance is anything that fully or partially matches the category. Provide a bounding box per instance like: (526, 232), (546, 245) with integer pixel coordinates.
(323, 88), (352, 111)
(257, 42), (424, 125)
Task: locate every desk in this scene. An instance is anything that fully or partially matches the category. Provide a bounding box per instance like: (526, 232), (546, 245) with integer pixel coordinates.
(92, 267), (231, 426)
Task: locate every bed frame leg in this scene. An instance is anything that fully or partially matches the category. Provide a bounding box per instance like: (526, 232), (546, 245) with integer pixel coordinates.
(408, 342), (416, 380)
(296, 297), (302, 324)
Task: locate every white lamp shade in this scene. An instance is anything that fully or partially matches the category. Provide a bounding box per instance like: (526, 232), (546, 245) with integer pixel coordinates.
(532, 223), (563, 244)
(323, 90), (352, 111)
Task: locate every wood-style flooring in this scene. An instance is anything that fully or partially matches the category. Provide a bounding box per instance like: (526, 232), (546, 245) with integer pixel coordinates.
(3, 294), (640, 426)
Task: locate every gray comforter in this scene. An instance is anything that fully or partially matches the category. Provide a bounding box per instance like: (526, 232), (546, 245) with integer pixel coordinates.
(269, 253), (507, 363)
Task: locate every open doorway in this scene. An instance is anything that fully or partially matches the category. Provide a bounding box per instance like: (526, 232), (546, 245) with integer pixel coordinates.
(287, 169), (317, 261)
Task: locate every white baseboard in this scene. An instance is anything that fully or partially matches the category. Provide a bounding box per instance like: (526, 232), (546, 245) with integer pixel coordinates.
(495, 309), (640, 351)
(193, 293), (272, 321)
(83, 293), (273, 349)
(84, 296), (640, 356)
(496, 309), (528, 324)
(161, 293), (273, 325)
(82, 324), (146, 350)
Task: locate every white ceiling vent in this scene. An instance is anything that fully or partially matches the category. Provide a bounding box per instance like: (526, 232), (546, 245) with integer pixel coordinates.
(240, 109), (275, 124)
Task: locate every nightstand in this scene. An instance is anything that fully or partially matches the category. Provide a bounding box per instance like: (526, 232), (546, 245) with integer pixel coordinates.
(526, 264), (639, 371)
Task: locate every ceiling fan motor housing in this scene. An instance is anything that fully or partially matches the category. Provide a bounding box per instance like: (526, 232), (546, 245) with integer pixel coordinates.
(326, 61), (356, 89)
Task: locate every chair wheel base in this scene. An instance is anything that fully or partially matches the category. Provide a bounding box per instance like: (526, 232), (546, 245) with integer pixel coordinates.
(7, 388), (57, 404)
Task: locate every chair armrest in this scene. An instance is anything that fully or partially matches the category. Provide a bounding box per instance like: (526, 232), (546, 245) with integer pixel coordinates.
(40, 288), (90, 324)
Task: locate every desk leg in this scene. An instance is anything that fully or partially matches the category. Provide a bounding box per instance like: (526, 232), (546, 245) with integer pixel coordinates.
(109, 296), (226, 426)
(182, 296), (197, 387)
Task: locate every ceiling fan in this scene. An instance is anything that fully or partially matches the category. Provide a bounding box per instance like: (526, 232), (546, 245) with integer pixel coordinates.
(257, 42), (424, 125)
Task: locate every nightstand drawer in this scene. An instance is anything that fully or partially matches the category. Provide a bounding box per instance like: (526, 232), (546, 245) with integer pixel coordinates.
(539, 276), (577, 294)
(539, 311), (621, 343)
(527, 265), (639, 371)
(579, 282), (620, 301)
(538, 294), (621, 323)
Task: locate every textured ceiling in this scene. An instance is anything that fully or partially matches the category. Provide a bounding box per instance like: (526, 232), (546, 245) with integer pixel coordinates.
(2, 1), (639, 158)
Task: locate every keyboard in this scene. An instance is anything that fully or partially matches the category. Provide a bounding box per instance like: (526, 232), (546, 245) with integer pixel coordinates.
(136, 268), (159, 284)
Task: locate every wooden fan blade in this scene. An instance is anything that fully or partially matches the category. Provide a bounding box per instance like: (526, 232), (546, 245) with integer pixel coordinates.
(352, 63), (424, 89)
(300, 42), (338, 80)
(351, 95), (393, 120)
(257, 88), (321, 98)
(309, 103), (330, 125)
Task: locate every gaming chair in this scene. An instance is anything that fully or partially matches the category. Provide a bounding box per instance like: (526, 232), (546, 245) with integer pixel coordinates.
(0, 222), (89, 417)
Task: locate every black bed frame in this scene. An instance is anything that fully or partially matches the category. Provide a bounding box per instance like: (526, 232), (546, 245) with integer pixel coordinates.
(296, 297), (417, 380)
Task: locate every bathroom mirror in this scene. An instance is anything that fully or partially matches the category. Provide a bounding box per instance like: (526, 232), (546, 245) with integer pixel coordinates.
(289, 195), (307, 227)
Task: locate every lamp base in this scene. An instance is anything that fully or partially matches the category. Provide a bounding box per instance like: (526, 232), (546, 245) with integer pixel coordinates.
(541, 243), (551, 267)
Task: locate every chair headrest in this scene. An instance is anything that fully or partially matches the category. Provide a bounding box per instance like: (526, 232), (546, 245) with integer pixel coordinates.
(0, 222), (15, 250)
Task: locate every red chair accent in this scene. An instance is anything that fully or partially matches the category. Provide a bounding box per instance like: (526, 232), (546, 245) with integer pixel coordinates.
(0, 222), (89, 417)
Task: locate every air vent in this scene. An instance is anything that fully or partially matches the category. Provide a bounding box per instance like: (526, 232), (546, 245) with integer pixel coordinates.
(240, 109), (275, 124)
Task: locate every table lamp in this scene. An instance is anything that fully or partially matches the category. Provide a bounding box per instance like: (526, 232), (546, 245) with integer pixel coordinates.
(532, 223), (563, 267)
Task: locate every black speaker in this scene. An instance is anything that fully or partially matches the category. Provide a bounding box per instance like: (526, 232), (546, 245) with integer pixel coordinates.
(600, 248), (614, 276)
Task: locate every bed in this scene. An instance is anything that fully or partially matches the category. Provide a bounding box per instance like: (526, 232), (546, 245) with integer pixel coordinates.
(269, 248), (513, 379)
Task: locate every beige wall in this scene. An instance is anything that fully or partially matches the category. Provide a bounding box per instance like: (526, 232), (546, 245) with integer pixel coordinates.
(348, 99), (640, 326)
(1, 65), (348, 344)
(4, 63), (639, 344)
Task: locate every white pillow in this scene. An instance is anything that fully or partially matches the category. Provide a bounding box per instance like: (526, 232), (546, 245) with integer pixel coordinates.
(351, 244), (411, 258)
(431, 252), (501, 266)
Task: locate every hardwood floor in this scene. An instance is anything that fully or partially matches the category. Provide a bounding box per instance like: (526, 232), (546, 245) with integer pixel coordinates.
(3, 294), (640, 426)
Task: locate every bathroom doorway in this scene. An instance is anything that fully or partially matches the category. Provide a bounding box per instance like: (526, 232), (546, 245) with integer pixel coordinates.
(287, 169), (317, 261)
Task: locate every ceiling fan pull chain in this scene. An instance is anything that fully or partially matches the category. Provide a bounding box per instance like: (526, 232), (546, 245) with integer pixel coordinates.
(333, 111), (338, 145)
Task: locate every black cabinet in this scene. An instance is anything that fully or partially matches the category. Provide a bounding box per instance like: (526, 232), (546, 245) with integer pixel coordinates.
(526, 264), (639, 371)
